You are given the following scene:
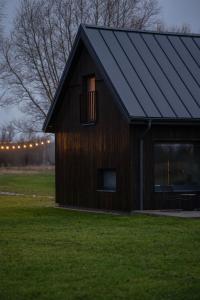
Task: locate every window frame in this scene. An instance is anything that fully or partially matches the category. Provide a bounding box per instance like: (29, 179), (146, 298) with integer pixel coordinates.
(153, 141), (200, 193)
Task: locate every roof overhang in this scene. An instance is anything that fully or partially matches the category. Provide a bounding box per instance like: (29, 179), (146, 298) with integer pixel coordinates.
(130, 117), (200, 126)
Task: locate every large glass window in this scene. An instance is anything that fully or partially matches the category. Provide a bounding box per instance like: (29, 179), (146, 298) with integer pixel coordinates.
(154, 143), (200, 192)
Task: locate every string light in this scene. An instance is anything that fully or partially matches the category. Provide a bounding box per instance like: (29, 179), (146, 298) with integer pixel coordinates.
(0, 138), (52, 151)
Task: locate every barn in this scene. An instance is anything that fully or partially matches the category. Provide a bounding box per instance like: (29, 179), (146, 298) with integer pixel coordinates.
(43, 24), (200, 212)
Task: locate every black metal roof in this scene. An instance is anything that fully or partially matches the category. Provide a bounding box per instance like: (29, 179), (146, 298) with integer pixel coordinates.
(44, 24), (200, 131)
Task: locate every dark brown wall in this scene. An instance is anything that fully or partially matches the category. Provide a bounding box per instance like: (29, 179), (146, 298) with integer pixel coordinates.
(55, 45), (131, 211)
(54, 43), (200, 211)
(131, 124), (200, 210)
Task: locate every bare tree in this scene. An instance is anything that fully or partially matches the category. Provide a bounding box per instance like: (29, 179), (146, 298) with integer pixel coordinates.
(0, 123), (15, 142)
(156, 22), (191, 34)
(0, 0), (160, 131)
(12, 119), (43, 139)
(0, 0), (4, 40)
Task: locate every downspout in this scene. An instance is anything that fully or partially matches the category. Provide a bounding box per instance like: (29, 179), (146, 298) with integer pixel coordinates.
(139, 119), (152, 210)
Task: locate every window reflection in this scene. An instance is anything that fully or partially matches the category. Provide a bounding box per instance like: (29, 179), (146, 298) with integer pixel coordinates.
(154, 143), (200, 192)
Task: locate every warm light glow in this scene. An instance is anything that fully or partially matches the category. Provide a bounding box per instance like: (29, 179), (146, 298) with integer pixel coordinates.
(0, 137), (52, 151)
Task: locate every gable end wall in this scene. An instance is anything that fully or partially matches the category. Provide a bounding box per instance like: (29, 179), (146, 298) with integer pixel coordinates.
(54, 45), (133, 211)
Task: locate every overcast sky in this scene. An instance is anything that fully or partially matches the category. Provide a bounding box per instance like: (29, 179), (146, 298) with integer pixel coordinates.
(159, 0), (200, 32)
(1, 0), (200, 125)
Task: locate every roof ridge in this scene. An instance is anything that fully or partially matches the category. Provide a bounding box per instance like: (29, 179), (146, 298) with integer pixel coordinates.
(83, 24), (200, 38)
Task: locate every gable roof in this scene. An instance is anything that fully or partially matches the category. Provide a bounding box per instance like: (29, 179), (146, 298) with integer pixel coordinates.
(43, 24), (200, 132)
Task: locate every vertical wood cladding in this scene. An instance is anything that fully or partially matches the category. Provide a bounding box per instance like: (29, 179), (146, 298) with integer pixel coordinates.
(131, 124), (200, 210)
(55, 45), (131, 211)
(54, 43), (200, 211)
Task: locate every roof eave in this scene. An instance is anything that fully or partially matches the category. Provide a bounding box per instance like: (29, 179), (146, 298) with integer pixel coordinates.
(130, 117), (200, 126)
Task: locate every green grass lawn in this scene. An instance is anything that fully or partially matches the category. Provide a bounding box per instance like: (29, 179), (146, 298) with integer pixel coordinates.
(0, 171), (200, 300)
(0, 170), (55, 196)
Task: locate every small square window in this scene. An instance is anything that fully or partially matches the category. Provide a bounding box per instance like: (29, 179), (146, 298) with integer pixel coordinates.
(97, 169), (116, 191)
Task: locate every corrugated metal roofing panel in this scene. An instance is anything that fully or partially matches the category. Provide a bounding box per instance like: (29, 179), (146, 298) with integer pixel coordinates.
(155, 35), (200, 109)
(183, 37), (200, 66)
(128, 33), (190, 118)
(193, 38), (200, 55)
(44, 25), (200, 131)
(142, 33), (200, 117)
(85, 28), (146, 117)
(85, 26), (200, 119)
(84, 26), (200, 119)
(169, 36), (200, 84)
(100, 29), (161, 117)
(114, 31), (175, 118)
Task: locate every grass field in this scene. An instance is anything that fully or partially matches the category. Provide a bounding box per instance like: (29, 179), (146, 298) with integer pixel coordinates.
(0, 169), (200, 300)
(0, 167), (55, 196)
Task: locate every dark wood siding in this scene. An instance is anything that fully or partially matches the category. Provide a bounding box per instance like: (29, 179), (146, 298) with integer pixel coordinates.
(53, 43), (200, 212)
(131, 124), (200, 210)
(54, 45), (131, 211)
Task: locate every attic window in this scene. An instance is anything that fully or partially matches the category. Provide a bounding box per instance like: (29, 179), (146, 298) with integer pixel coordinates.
(80, 75), (97, 124)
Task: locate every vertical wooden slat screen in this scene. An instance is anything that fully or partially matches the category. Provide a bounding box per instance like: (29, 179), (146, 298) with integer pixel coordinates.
(80, 91), (97, 123)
